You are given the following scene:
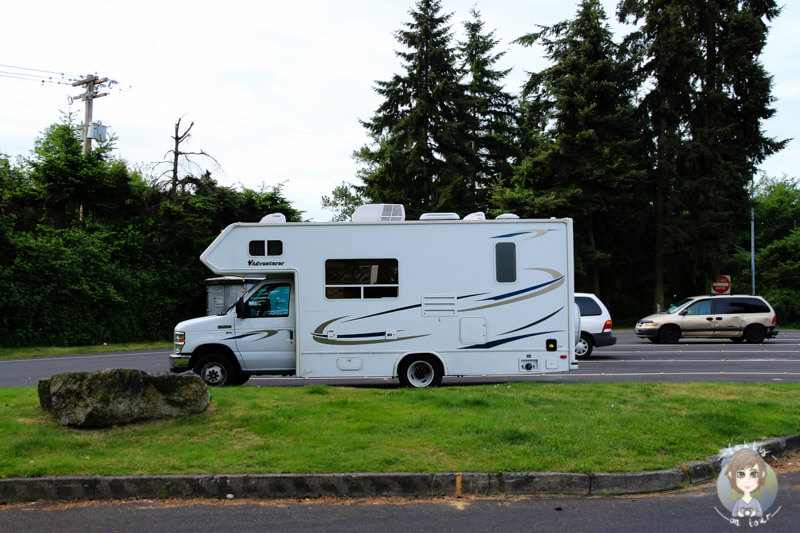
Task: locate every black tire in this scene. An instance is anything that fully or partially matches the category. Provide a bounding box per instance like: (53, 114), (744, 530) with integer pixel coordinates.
(648, 337), (662, 344)
(398, 355), (443, 388)
(195, 353), (237, 387)
(659, 325), (681, 344)
(743, 325), (766, 344)
(575, 332), (593, 359)
(232, 373), (251, 385)
(731, 336), (745, 344)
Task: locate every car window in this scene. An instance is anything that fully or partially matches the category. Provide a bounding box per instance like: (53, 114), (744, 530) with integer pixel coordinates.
(668, 298), (693, 313)
(575, 296), (602, 316)
(684, 299), (712, 315)
(713, 297), (770, 314)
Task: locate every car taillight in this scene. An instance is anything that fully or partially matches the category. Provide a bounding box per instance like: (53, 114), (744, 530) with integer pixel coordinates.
(772, 315), (777, 325)
(602, 320), (612, 334)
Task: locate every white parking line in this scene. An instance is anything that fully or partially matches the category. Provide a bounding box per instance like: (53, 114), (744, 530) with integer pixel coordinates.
(580, 358), (800, 363)
(553, 371), (800, 377)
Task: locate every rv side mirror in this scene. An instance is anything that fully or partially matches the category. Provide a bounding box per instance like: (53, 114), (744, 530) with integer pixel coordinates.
(235, 297), (248, 318)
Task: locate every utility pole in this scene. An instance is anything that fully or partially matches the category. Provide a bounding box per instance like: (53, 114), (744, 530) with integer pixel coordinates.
(71, 75), (108, 154)
(70, 75), (108, 223)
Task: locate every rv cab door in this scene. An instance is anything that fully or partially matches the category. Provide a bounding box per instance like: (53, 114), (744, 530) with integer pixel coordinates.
(233, 281), (295, 372)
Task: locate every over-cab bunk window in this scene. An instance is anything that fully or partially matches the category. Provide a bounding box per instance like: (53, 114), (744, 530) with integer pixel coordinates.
(249, 240), (283, 256)
(495, 243), (516, 283)
(325, 259), (399, 299)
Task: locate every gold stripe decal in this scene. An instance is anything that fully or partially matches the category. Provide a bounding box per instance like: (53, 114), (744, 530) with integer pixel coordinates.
(311, 334), (430, 346)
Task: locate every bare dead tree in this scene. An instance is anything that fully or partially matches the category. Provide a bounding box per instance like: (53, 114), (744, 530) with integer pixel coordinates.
(154, 117), (221, 202)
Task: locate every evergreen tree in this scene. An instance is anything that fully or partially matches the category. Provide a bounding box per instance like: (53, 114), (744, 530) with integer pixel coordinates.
(355, 0), (473, 219)
(496, 0), (644, 298)
(619, 0), (785, 310)
(458, 8), (517, 213)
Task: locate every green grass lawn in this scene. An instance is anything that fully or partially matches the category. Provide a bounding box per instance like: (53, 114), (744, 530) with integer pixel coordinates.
(2, 382), (799, 478)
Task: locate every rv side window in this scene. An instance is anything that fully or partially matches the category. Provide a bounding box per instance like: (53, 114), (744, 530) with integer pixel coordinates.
(495, 243), (516, 283)
(249, 240), (283, 256)
(325, 259), (399, 299)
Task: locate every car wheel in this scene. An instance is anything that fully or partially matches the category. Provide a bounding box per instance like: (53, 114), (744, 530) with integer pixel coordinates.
(744, 325), (766, 344)
(731, 337), (745, 344)
(195, 354), (236, 387)
(575, 332), (593, 359)
(398, 355), (443, 388)
(659, 325), (681, 344)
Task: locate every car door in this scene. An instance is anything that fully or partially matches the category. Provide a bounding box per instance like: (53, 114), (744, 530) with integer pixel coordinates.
(233, 281), (295, 372)
(679, 298), (715, 337)
(712, 298), (747, 338)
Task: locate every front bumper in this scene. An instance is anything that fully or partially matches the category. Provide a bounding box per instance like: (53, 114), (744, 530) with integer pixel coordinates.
(169, 353), (192, 373)
(635, 325), (659, 337)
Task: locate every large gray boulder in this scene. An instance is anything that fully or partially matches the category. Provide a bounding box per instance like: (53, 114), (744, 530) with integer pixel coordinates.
(38, 369), (210, 428)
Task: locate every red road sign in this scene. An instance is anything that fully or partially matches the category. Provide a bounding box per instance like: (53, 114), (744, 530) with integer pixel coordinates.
(711, 275), (731, 295)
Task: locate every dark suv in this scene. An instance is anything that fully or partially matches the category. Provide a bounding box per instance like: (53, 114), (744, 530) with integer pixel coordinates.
(635, 295), (778, 344)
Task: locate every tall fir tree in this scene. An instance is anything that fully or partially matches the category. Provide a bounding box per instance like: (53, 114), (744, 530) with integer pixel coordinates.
(496, 0), (644, 298)
(458, 8), (517, 214)
(355, 0), (474, 219)
(619, 0), (785, 310)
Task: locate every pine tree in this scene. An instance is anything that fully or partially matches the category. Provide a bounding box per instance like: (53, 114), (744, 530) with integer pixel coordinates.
(458, 8), (517, 214)
(619, 0), (785, 310)
(355, 0), (473, 219)
(496, 0), (644, 297)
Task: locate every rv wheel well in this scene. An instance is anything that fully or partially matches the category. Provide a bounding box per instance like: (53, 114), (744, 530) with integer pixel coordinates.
(397, 353), (445, 388)
(397, 353), (445, 375)
(190, 344), (240, 372)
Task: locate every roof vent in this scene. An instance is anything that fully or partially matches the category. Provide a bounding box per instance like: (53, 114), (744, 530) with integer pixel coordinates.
(351, 204), (406, 222)
(419, 212), (460, 220)
(463, 212), (486, 221)
(496, 213), (520, 220)
(260, 213), (287, 223)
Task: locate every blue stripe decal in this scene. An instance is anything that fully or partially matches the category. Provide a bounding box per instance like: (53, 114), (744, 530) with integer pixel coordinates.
(502, 307), (563, 335)
(492, 232), (530, 238)
(460, 330), (561, 350)
(480, 277), (563, 302)
(229, 331), (262, 341)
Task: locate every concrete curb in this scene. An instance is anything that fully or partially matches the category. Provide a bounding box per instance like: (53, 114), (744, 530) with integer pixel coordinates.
(2, 433), (799, 503)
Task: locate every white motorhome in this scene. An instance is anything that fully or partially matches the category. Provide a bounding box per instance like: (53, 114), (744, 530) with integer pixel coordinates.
(170, 205), (578, 387)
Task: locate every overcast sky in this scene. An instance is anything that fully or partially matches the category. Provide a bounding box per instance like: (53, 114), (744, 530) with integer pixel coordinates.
(2, 1), (797, 221)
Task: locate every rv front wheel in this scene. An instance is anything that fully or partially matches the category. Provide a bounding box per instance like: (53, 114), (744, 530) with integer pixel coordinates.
(399, 355), (443, 388)
(195, 354), (235, 387)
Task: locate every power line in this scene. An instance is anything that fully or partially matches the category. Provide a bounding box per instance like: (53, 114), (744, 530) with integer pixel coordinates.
(0, 63), (82, 86)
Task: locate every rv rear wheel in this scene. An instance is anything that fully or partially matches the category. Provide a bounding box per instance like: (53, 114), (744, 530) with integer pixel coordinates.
(195, 354), (236, 387)
(399, 355), (443, 388)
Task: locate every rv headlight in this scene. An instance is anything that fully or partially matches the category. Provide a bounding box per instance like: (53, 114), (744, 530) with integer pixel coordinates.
(174, 331), (186, 353)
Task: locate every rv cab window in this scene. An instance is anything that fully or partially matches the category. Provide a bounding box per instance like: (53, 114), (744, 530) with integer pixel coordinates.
(244, 283), (290, 317)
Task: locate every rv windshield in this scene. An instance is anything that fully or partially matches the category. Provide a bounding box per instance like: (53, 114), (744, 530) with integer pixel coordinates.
(667, 298), (694, 314)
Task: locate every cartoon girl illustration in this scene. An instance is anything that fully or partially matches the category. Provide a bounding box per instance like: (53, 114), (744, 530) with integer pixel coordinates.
(725, 449), (768, 518)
